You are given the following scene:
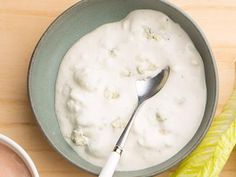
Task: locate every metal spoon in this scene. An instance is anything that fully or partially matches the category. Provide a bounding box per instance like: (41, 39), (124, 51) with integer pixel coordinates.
(99, 66), (170, 177)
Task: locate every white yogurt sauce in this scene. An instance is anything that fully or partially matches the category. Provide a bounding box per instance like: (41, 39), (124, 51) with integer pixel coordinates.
(55, 10), (206, 171)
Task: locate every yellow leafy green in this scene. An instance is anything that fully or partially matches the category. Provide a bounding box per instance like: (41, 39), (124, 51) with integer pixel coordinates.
(171, 68), (236, 177)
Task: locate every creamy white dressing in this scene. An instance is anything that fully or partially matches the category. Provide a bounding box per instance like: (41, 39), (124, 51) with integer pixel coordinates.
(55, 10), (206, 171)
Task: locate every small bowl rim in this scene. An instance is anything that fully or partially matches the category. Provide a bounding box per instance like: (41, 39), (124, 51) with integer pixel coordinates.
(0, 134), (39, 177)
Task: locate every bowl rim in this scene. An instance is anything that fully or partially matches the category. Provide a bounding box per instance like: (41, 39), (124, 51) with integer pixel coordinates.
(27, 0), (219, 176)
(0, 134), (39, 177)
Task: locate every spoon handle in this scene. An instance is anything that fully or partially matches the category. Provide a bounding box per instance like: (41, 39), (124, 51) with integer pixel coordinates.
(98, 151), (120, 177)
(99, 103), (141, 177)
(115, 104), (140, 149)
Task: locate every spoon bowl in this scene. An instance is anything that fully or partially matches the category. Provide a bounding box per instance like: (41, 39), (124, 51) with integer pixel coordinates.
(136, 66), (170, 102)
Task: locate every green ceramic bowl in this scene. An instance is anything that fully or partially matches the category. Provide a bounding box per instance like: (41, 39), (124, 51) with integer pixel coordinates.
(28, 0), (218, 176)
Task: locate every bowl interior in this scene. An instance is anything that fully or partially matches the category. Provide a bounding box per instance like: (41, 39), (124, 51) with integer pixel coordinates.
(28, 0), (218, 176)
(0, 135), (39, 177)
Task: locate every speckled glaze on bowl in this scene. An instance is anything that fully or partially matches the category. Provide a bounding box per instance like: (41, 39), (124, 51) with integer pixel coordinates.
(28, 0), (218, 176)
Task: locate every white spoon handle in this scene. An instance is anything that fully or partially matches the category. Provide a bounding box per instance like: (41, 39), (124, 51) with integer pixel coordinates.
(99, 105), (140, 177)
(99, 151), (121, 177)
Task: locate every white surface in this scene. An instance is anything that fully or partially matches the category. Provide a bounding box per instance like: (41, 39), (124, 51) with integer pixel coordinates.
(55, 10), (207, 171)
(0, 134), (39, 177)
